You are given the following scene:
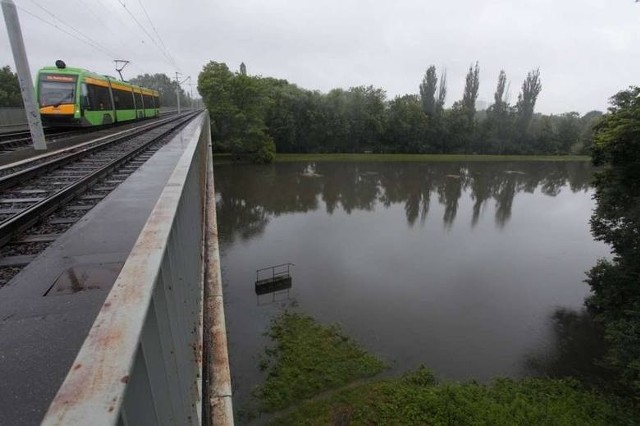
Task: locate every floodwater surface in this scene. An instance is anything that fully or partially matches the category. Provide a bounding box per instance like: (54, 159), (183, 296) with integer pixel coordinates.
(214, 160), (608, 414)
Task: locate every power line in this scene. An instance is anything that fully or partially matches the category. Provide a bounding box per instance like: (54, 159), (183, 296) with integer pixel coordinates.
(115, 0), (179, 71)
(74, 0), (131, 55)
(15, 5), (115, 59)
(27, 0), (119, 59)
(135, 0), (172, 57)
(88, 0), (156, 76)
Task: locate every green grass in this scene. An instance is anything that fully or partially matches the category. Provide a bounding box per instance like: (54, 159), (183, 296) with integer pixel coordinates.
(255, 311), (387, 412)
(273, 369), (639, 425)
(256, 312), (638, 425)
(274, 153), (591, 162)
(213, 153), (591, 163)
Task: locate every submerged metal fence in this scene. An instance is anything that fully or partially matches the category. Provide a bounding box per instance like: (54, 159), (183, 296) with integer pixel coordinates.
(41, 113), (233, 425)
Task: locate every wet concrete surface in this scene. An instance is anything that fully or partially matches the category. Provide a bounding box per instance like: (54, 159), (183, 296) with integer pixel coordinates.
(0, 113), (204, 425)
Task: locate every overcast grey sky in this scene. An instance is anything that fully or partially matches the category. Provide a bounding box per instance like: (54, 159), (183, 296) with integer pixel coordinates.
(1, 0), (638, 114)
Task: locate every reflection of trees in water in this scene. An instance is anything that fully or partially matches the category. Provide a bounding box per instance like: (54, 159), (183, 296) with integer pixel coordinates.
(214, 161), (594, 243)
(524, 307), (611, 389)
(438, 172), (463, 229)
(494, 175), (517, 229)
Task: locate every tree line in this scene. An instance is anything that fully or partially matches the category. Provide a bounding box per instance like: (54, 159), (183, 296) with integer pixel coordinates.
(198, 61), (602, 161)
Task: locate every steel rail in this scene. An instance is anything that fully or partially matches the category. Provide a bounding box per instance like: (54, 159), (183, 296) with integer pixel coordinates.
(0, 112), (197, 191)
(0, 111), (199, 247)
(0, 111), (181, 152)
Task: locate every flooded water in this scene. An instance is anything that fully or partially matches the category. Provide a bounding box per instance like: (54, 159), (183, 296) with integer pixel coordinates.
(214, 160), (608, 413)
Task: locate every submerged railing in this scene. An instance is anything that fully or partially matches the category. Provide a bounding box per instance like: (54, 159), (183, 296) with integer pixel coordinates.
(41, 112), (233, 425)
(255, 263), (294, 284)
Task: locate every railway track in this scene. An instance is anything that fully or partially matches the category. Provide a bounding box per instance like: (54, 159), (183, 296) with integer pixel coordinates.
(0, 110), (181, 154)
(0, 128), (78, 153)
(0, 110), (200, 286)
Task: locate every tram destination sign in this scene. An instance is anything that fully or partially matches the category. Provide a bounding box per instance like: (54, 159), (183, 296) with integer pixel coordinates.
(43, 74), (77, 83)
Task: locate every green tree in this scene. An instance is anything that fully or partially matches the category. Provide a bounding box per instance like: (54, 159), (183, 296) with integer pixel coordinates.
(197, 62), (237, 147)
(461, 62), (480, 126)
(586, 86), (640, 396)
(577, 110), (603, 154)
(436, 70), (447, 114)
(198, 61), (275, 162)
(492, 70), (508, 115)
(419, 66), (438, 117)
(0, 65), (22, 107)
(556, 112), (581, 153)
(452, 62), (480, 153)
(516, 68), (542, 137)
(484, 70), (510, 153)
(384, 95), (429, 153)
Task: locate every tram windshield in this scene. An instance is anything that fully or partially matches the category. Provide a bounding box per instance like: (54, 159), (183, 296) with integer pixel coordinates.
(39, 74), (77, 107)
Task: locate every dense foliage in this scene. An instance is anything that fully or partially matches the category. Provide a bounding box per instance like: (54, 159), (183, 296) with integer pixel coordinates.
(198, 61), (601, 159)
(0, 66), (22, 108)
(256, 311), (386, 412)
(586, 86), (640, 396)
(256, 312), (637, 425)
(198, 62), (275, 163)
(274, 373), (637, 425)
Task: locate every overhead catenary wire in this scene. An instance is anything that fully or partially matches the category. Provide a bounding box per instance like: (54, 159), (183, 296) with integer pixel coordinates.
(135, 0), (171, 56)
(15, 5), (116, 60)
(89, 0), (161, 77)
(27, 0), (119, 59)
(115, 0), (180, 71)
(71, 0), (150, 78)
(74, 0), (132, 56)
(14, 1), (175, 81)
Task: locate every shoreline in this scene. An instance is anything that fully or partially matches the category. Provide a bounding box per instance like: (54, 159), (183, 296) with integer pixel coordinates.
(214, 153), (591, 162)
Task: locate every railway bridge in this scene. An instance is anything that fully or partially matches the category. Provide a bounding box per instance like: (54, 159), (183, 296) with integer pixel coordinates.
(0, 111), (233, 425)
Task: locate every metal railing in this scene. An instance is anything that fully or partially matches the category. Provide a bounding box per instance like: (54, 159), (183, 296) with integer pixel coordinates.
(41, 112), (233, 425)
(256, 263), (294, 283)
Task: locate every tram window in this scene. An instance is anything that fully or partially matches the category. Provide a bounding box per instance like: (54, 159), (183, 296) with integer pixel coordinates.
(81, 84), (90, 109)
(143, 94), (154, 108)
(135, 92), (144, 109)
(86, 84), (112, 111)
(114, 89), (135, 109)
(39, 81), (76, 107)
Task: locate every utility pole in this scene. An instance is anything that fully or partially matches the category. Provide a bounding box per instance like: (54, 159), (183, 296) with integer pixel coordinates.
(2, 0), (46, 150)
(187, 79), (194, 110)
(175, 72), (181, 114)
(175, 73), (190, 114)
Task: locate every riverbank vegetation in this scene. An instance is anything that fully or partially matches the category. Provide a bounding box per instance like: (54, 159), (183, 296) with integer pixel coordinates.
(255, 312), (386, 412)
(274, 153), (590, 162)
(585, 86), (640, 397)
(198, 61), (602, 162)
(256, 312), (638, 425)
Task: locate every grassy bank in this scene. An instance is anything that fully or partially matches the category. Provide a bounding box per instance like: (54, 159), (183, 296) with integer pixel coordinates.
(213, 153), (590, 163)
(256, 312), (386, 412)
(257, 312), (638, 425)
(275, 153), (591, 162)
(274, 372), (636, 425)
